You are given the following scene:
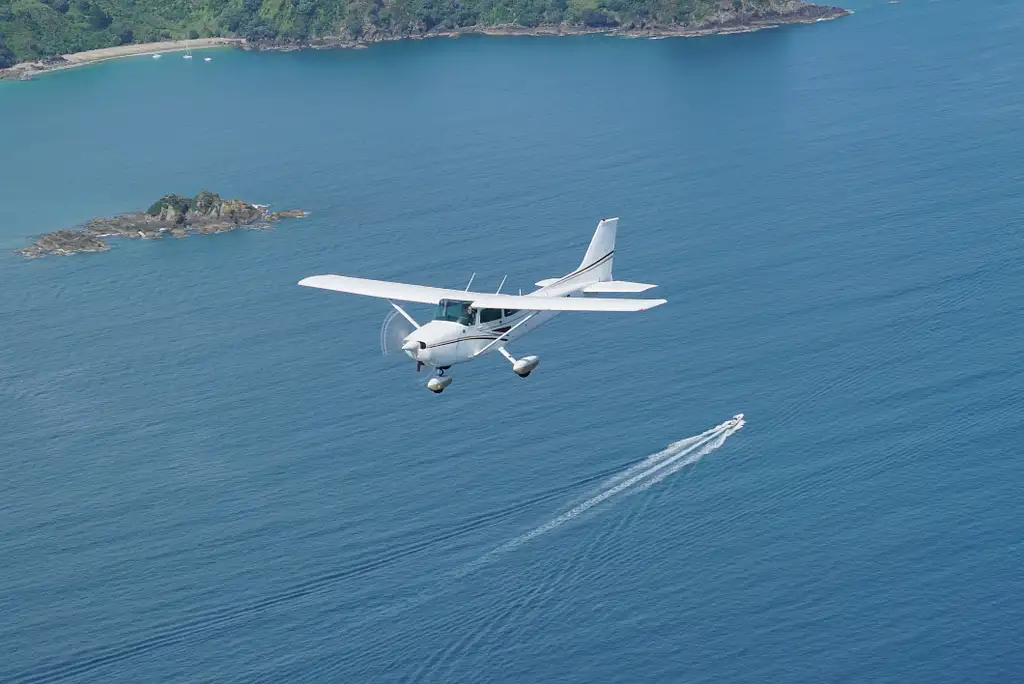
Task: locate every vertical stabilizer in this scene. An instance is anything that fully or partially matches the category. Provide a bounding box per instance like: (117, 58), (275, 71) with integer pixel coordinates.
(579, 217), (617, 282)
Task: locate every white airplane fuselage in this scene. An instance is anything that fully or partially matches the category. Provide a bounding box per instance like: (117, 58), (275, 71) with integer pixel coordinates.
(402, 289), (575, 368)
(402, 219), (620, 371)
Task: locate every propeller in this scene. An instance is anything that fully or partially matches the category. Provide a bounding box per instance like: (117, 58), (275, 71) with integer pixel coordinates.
(380, 309), (417, 357)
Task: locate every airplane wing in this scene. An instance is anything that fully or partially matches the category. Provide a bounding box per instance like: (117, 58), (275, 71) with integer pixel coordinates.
(298, 275), (469, 305)
(298, 275), (666, 312)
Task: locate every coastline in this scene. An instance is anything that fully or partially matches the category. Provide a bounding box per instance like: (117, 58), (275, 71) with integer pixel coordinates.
(0, 38), (244, 81)
(0, 4), (850, 81)
(245, 4), (851, 53)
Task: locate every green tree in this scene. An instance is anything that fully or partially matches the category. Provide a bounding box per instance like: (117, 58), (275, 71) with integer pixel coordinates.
(116, 25), (135, 44)
(345, 7), (364, 36)
(0, 35), (15, 69)
(85, 3), (113, 29)
(582, 7), (615, 26)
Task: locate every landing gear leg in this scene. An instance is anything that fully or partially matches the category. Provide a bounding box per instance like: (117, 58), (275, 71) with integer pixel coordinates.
(498, 346), (539, 378)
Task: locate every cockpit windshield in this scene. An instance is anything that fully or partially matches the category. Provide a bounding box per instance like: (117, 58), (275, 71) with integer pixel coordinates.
(434, 299), (475, 326)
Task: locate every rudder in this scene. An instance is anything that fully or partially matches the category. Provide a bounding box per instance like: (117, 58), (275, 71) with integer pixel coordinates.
(578, 217), (617, 282)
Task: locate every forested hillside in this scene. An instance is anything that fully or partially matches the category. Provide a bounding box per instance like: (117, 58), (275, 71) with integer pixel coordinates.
(0, 0), (828, 65)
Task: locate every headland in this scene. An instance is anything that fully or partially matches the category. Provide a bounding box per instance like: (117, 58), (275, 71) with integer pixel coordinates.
(244, 4), (851, 53)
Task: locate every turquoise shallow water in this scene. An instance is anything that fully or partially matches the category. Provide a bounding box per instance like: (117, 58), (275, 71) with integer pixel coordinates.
(2, 1), (1023, 682)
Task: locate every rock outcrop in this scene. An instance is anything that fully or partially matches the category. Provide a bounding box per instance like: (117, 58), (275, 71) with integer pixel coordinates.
(17, 191), (306, 258)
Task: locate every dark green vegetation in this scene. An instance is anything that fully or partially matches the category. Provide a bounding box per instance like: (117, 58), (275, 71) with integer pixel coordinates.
(0, 0), (828, 63)
(146, 190), (262, 224)
(146, 193), (194, 219)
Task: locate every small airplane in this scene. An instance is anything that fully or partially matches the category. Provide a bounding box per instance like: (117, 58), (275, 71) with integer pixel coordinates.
(298, 217), (666, 392)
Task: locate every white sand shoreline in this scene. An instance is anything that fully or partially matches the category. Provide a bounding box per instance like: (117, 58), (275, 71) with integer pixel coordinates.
(1, 38), (244, 80)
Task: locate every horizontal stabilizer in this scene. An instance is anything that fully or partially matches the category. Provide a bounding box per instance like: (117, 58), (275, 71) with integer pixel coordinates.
(468, 293), (665, 312)
(583, 280), (657, 294)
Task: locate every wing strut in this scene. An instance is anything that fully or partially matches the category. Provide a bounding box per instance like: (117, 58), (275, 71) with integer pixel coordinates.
(388, 300), (421, 329)
(473, 313), (537, 357)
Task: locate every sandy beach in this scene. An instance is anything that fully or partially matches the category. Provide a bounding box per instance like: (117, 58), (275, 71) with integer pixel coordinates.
(60, 38), (244, 63)
(0, 38), (244, 80)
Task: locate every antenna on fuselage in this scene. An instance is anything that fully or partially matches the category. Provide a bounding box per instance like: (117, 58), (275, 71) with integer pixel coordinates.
(495, 274), (507, 294)
(464, 273), (476, 292)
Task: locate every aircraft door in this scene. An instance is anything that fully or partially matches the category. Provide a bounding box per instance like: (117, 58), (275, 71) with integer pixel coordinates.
(454, 305), (480, 360)
(468, 308), (504, 357)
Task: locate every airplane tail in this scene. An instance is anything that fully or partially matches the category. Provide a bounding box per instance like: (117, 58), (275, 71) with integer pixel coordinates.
(578, 217), (617, 282)
(533, 217), (657, 294)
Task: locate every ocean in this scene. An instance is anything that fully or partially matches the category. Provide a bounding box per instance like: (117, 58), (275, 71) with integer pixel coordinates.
(1, 0), (1022, 681)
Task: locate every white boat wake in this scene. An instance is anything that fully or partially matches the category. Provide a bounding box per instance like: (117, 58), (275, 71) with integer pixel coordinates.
(596, 417), (742, 490)
(397, 414), (747, 683)
(456, 414), (745, 577)
(329, 414), (748, 684)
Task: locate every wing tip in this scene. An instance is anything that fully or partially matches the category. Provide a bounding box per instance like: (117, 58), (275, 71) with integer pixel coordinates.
(298, 274), (339, 288)
(642, 298), (668, 310)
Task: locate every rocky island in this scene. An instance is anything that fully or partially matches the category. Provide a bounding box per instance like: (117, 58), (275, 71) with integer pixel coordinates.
(16, 191), (305, 258)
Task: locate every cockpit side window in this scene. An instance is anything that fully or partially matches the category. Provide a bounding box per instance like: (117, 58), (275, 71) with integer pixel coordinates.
(434, 300), (452, 322)
(480, 308), (502, 323)
(435, 299), (474, 326)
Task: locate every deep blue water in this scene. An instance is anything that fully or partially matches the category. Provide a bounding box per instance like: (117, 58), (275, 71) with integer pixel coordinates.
(2, 1), (1023, 682)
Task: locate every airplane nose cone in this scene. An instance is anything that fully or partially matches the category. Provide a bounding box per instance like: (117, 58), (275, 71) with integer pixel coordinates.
(402, 339), (423, 356)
